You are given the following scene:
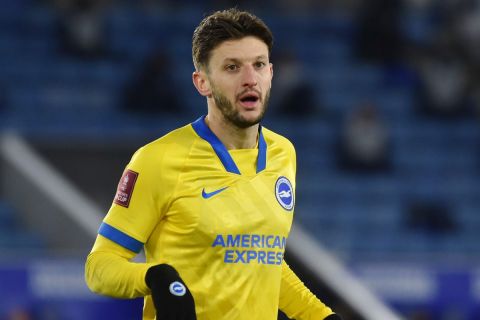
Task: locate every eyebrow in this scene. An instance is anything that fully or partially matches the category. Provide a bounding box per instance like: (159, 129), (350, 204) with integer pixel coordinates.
(222, 55), (268, 64)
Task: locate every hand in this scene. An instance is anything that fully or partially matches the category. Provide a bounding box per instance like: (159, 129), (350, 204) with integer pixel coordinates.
(145, 264), (196, 320)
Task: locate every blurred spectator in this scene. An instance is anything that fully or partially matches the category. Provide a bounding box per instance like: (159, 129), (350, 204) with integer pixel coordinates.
(122, 50), (183, 114)
(444, 0), (480, 67)
(54, 0), (110, 60)
(413, 36), (471, 119)
(271, 51), (317, 117)
(406, 1), (479, 119)
(337, 103), (391, 173)
(449, 2), (480, 120)
(406, 200), (457, 234)
(354, 0), (405, 65)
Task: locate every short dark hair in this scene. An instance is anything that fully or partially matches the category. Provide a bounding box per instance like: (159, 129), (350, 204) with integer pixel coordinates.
(192, 8), (273, 71)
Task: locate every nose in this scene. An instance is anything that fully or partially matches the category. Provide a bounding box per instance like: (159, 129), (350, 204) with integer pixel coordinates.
(241, 65), (257, 87)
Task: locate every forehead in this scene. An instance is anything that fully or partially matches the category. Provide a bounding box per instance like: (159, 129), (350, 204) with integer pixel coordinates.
(209, 36), (269, 65)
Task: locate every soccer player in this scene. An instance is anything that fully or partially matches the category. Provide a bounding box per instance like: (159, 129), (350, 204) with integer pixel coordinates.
(85, 8), (342, 320)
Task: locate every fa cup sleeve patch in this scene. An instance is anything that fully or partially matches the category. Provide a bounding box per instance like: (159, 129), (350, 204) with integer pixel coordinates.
(113, 169), (139, 208)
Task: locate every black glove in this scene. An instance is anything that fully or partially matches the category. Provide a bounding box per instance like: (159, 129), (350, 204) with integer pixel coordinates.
(145, 264), (196, 320)
(325, 314), (343, 320)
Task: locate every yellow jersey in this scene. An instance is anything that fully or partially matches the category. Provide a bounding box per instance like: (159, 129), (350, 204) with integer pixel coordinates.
(85, 116), (334, 320)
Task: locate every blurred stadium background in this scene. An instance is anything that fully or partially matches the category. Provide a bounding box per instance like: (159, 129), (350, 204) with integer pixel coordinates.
(0, 0), (479, 319)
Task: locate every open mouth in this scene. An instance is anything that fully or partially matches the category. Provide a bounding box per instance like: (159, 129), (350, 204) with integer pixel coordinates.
(238, 92), (260, 106)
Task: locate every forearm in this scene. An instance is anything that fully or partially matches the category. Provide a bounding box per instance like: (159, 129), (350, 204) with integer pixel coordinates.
(85, 235), (154, 298)
(279, 261), (335, 320)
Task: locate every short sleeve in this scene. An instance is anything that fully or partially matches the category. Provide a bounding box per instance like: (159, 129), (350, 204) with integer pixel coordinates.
(100, 144), (168, 253)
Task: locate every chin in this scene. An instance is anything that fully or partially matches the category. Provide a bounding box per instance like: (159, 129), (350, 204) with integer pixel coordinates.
(235, 113), (264, 128)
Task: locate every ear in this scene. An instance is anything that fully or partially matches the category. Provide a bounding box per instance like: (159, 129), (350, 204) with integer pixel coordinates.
(269, 63), (273, 88)
(192, 70), (212, 97)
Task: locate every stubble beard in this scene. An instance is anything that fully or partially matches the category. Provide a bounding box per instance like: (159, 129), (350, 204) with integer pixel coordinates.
(211, 85), (271, 129)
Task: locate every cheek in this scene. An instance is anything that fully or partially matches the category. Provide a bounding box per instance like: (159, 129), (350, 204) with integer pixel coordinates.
(260, 72), (272, 89)
(219, 84), (237, 100)
(212, 83), (235, 102)
(211, 75), (229, 89)
(261, 80), (272, 94)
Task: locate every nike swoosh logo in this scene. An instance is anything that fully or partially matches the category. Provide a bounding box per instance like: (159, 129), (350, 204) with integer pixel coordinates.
(202, 187), (228, 199)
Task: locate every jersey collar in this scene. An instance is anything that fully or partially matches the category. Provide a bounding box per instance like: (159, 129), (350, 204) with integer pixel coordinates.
(191, 115), (267, 175)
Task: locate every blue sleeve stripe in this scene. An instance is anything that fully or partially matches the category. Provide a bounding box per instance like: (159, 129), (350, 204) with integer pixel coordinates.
(98, 222), (143, 253)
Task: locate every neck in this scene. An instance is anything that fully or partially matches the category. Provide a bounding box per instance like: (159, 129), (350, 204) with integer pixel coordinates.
(205, 113), (259, 150)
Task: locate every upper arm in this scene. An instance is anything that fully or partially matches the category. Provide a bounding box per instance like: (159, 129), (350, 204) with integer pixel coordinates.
(100, 145), (169, 253)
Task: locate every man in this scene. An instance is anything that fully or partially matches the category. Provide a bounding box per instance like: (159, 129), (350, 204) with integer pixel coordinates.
(85, 8), (342, 320)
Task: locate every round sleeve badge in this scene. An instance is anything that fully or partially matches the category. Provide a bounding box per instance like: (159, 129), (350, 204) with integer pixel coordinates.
(275, 176), (294, 211)
(169, 281), (187, 296)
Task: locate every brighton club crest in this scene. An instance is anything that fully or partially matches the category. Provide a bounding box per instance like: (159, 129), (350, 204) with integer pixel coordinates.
(275, 176), (294, 211)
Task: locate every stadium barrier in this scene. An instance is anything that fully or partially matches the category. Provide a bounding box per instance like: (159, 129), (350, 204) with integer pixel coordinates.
(0, 133), (101, 254)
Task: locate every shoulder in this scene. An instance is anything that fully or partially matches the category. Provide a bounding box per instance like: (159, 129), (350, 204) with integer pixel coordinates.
(130, 123), (196, 168)
(262, 127), (296, 156)
(262, 126), (297, 175)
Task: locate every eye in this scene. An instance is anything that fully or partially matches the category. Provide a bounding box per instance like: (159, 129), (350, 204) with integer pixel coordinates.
(254, 61), (266, 69)
(225, 64), (239, 72)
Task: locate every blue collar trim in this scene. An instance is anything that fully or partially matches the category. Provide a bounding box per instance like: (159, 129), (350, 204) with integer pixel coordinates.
(191, 116), (267, 175)
(257, 129), (267, 173)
